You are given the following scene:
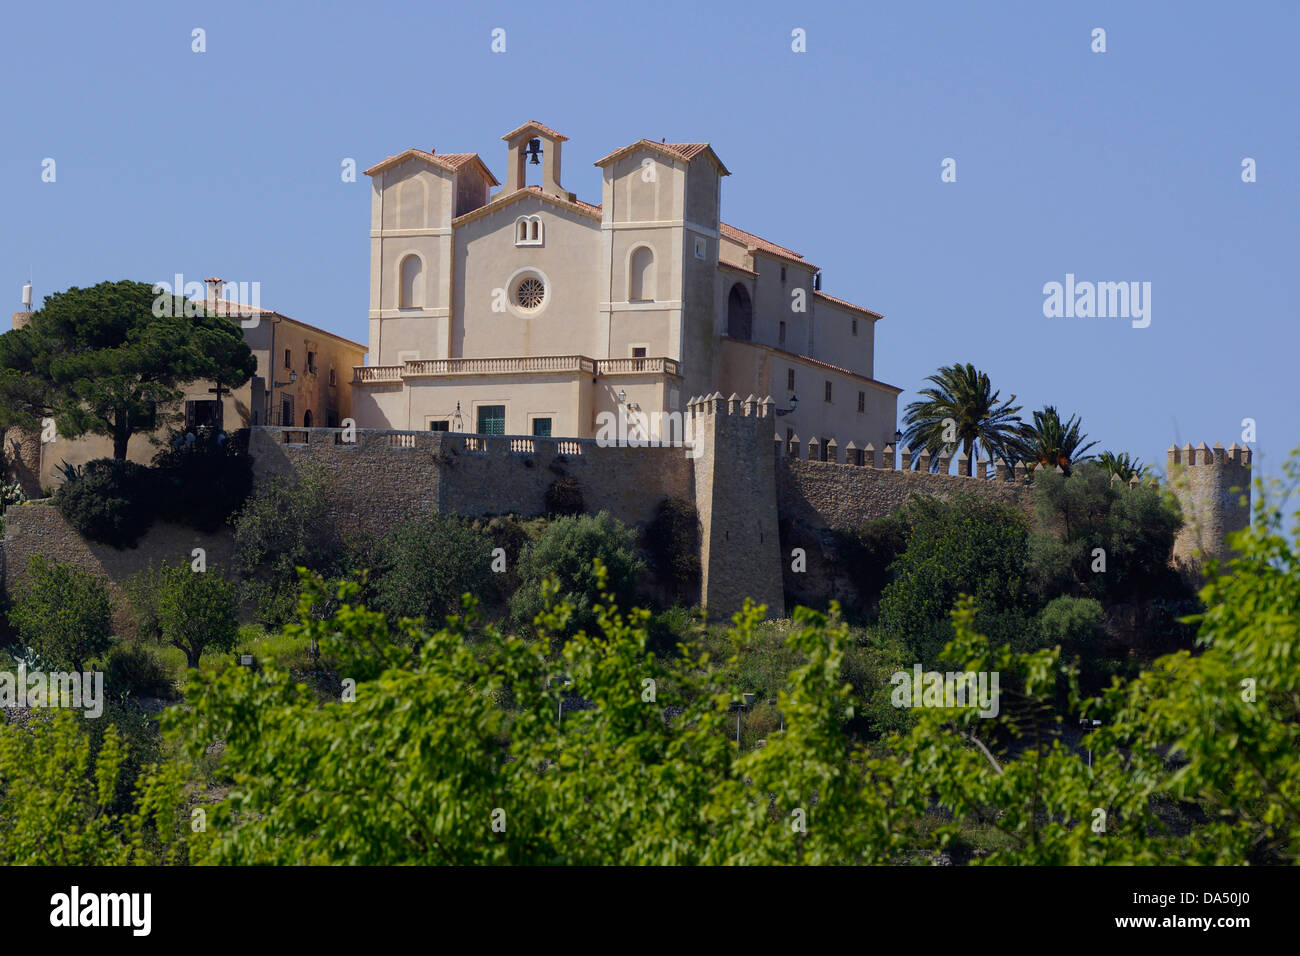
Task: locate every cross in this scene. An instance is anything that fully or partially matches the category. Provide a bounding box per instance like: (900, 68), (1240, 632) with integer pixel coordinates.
(208, 381), (231, 429)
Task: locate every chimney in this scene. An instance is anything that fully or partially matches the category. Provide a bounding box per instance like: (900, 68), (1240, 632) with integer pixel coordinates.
(205, 276), (225, 307)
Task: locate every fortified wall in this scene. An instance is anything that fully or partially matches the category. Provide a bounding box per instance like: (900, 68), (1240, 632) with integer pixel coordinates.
(1, 396), (1252, 622)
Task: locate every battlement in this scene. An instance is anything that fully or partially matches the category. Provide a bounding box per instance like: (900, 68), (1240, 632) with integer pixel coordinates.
(1167, 441), (1252, 468)
(685, 392), (775, 419)
(1165, 441), (1253, 572)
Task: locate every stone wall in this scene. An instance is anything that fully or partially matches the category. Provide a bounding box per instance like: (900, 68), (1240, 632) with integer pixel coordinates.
(4, 431), (44, 498)
(1, 503), (234, 636)
(248, 426), (695, 540)
(0, 423), (1252, 629)
(688, 394), (784, 618)
(1167, 442), (1253, 573)
(776, 456), (1033, 531)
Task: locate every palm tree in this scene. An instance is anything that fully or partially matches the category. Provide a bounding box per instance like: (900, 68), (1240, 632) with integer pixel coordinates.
(1015, 406), (1098, 473)
(1096, 450), (1146, 483)
(900, 363), (1023, 472)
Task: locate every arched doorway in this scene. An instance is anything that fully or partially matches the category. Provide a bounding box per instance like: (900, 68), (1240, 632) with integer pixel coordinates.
(727, 283), (753, 340)
(303, 410), (313, 428)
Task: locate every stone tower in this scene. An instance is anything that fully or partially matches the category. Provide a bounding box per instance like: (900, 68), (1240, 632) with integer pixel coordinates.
(689, 392), (785, 619)
(1167, 441), (1252, 572)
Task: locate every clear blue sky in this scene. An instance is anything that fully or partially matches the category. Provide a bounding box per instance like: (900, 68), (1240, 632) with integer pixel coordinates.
(2, 0), (1296, 477)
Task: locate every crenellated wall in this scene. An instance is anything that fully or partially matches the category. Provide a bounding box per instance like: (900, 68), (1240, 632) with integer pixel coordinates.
(1166, 441), (1253, 571)
(1, 418), (1253, 625)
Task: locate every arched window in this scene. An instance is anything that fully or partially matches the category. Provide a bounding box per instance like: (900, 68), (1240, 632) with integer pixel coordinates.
(399, 254), (423, 309)
(515, 215), (542, 246)
(727, 283), (753, 340)
(629, 246), (656, 301)
(303, 409), (313, 428)
(398, 179), (426, 229)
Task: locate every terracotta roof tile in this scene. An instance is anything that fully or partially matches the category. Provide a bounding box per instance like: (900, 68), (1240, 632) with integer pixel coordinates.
(814, 290), (883, 320)
(502, 121), (569, 142)
(719, 223), (803, 260)
(663, 142), (710, 160)
(364, 148), (500, 185)
(593, 139), (731, 175)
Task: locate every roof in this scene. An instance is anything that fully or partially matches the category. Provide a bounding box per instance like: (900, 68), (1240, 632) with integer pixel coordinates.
(198, 297), (368, 352)
(451, 184), (602, 228)
(724, 338), (903, 394)
(593, 139), (731, 176)
(814, 290), (883, 320)
(719, 223), (814, 269)
(364, 148), (500, 186)
(502, 121), (569, 143)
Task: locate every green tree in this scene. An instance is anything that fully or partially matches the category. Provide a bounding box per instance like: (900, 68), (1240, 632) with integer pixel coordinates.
(1015, 405), (1097, 473)
(8, 555), (113, 671)
(900, 363), (1024, 470)
(510, 512), (643, 636)
(1095, 450), (1146, 483)
(0, 343), (50, 473)
(231, 466), (349, 625)
(876, 495), (1032, 661)
(157, 564), (240, 669)
(1027, 463), (1185, 605)
(371, 512), (493, 627)
(4, 280), (255, 460)
(0, 710), (188, 865)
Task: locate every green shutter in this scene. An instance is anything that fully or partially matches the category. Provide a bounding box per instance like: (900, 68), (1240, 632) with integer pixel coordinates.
(477, 405), (505, 435)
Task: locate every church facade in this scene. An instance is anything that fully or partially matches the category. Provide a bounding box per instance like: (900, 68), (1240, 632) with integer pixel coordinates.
(351, 121), (901, 458)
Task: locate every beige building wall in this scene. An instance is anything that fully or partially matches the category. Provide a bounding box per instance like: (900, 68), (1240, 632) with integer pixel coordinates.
(351, 122), (899, 452)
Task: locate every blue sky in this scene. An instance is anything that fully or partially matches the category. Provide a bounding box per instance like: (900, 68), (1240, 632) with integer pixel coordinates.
(2, 0), (1296, 477)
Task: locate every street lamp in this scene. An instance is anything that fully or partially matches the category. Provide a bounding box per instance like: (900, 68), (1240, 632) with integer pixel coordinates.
(1079, 717), (1102, 769)
(775, 394), (799, 417)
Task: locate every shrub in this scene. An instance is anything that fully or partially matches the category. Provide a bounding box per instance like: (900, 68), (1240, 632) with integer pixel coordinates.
(231, 466), (349, 626)
(371, 512), (493, 626)
(1, 478), (26, 513)
(544, 475), (585, 517)
(1037, 595), (1104, 655)
(105, 642), (176, 699)
(54, 458), (152, 548)
(7, 555), (113, 670)
(157, 564), (239, 669)
(510, 511), (642, 636)
(877, 495), (1031, 663)
(644, 497), (701, 602)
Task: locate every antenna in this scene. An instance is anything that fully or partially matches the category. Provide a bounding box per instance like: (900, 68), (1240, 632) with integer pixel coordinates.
(21, 271), (33, 309)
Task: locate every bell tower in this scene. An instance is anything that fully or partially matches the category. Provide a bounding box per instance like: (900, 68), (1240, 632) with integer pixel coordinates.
(501, 121), (572, 200)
